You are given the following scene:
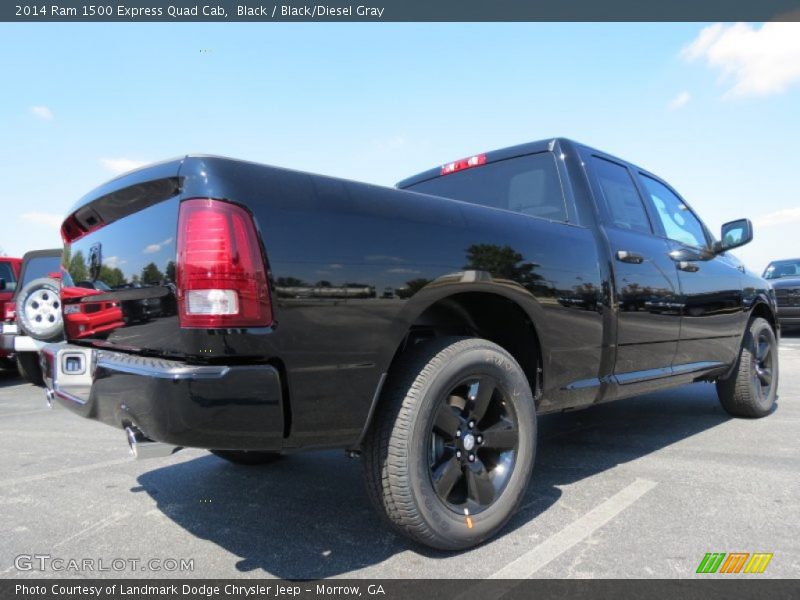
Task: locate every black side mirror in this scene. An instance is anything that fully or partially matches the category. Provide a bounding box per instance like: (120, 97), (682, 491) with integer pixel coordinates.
(714, 218), (753, 254)
(0, 278), (5, 291)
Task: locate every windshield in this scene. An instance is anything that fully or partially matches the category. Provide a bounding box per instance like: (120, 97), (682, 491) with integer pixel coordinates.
(0, 261), (17, 291)
(763, 260), (800, 280)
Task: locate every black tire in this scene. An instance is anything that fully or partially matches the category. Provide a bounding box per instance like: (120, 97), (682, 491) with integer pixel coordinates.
(363, 336), (537, 550)
(16, 352), (44, 387)
(716, 317), (779, 418)
(210, 450), (282, 465)
(15, 277), (64, 342)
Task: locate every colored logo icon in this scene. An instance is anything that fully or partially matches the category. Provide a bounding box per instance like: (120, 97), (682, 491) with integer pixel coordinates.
(696, 552), (773, 574)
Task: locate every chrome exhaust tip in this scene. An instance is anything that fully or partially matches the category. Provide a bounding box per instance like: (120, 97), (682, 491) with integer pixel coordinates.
(125, 426), (182, 460)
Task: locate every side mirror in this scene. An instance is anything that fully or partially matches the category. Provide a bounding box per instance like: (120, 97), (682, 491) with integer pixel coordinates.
(0, 278), (5, 291)
(714, 218), (753, 254)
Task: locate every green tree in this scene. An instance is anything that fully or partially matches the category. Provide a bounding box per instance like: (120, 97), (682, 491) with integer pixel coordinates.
(67, 250), (88, 282)
(464, 244), (543, 288)
(141, 262), (164, 285)
(165, 260), (176, 282)
(98, 266), (126, 287)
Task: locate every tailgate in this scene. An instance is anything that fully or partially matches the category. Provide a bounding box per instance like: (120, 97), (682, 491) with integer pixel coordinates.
(62, 159), (184, 354)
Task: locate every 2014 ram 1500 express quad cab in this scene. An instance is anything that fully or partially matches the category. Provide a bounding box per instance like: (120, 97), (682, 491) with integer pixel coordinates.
(42, 139), (779, 550)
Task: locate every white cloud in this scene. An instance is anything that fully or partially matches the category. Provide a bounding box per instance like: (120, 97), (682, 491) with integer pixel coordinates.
(104, 256), (126, 269)
(753, 207), (800, 228)
(100, 158), (148, 174)
(20, 212), (61, 229)
(668, 91), (691, 110)
(143, 238), (173, 254)
(683, 23), (800, 97)
(30, 106), (54, 120)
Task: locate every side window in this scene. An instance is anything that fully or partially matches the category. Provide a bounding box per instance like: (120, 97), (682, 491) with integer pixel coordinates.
(0, 262), (16, 291)
(406, 152), (568, 222)
(592, 157), (652, 234)
(639, 174), (708, 248)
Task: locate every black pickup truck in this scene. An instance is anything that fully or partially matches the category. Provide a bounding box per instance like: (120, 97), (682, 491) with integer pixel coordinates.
(42, 138), (779, 550)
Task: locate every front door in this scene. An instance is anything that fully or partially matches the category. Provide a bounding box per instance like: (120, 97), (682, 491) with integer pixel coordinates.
(636, 173), (745, 368)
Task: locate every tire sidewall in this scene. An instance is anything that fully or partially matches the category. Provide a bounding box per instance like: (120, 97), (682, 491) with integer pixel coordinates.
(405, 342), (536, 547)
(749, 318), (778, 412)
(16, 277), (64, 342)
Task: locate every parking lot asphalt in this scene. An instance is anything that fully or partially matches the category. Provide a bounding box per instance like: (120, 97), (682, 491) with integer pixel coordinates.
(1, 334), (798, 580)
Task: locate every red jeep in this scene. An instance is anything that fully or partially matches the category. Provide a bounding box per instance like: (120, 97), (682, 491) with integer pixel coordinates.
(0, 257), (22, 369)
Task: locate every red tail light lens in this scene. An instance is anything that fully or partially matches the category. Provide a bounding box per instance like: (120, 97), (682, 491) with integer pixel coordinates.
(440, 153), (487, 176)
(176, 198), (273, 328)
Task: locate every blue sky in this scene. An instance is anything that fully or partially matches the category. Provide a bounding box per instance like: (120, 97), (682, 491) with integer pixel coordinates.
(1, 23), (798, 272)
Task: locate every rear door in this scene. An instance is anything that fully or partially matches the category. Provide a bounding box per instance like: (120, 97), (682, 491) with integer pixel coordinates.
(585, 154), (682, 380)
(635, 172), (745, 368)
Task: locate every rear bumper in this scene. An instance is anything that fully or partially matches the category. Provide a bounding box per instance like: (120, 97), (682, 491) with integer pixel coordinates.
(1, 323), (47, 353)
(41, 344), (285, 450)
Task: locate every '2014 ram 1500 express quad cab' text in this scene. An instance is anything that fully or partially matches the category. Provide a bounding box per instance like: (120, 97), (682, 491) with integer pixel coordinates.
(42, 138), (779, 549)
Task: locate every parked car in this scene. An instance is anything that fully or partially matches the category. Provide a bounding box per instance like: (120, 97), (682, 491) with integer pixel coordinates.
(1, 250), (65, 385)
(1, 250), (124, 385)
(76, 280), (158, 324)
(763, 258), (800, 329)
(0, 256), (22, 371)
(63, 283), (125, 340)
(42, 139), (778, 550)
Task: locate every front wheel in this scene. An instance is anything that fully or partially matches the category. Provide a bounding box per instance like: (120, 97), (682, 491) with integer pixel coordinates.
(363, 337), (537, 550)
(716, 317), (779, 418)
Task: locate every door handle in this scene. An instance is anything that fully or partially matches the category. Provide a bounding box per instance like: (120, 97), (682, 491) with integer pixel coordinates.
(615, 250), (644, 264)
(677, 261), (700, 272)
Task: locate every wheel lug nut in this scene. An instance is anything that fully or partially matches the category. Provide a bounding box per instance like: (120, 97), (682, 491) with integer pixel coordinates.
(456, 450), (462, 458)
(468, 420), (475, 429)
(476, 435), (483, 444)
(455, 430), (461, 438)
(468, 454), (475, 462)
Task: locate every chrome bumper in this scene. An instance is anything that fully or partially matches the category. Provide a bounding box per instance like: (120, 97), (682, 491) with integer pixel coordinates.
(0, 323), (48, 352)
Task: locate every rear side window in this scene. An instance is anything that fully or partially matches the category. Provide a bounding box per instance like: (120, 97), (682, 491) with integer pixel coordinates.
(0, 262), (17, 291)
(406, 153), (568, 222)
(592, 157), (652, 234)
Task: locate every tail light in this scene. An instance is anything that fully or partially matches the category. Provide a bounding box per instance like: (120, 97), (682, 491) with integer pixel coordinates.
(176, 198), (273, 328)
(3, 303), (14, 321)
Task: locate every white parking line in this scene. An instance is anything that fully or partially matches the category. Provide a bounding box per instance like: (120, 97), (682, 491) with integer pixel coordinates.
(0, 458), (132, 489)
(489, 478), (657, 579)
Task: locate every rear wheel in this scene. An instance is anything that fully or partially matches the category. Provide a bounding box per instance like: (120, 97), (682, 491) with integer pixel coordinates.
(210, 450), (282, 465)
(716, 317), (778, 418)
(16, 352), (44, 387)
(363, 336), (536, 550)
